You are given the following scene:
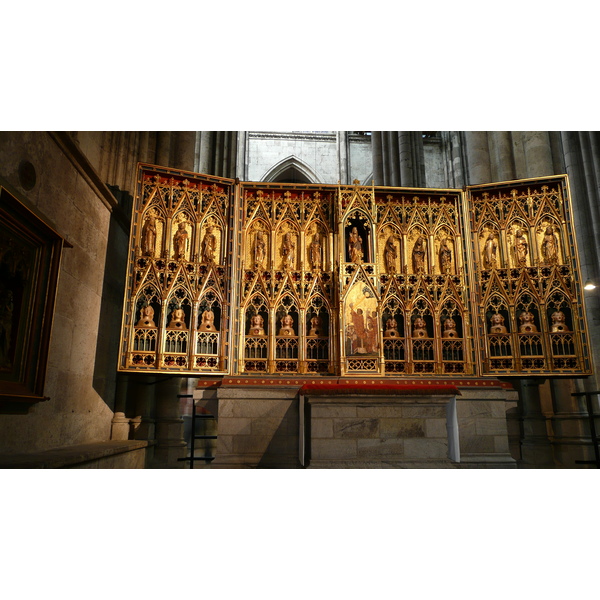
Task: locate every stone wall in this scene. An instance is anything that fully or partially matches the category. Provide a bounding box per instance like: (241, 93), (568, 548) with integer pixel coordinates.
(0, 132), (121, 453)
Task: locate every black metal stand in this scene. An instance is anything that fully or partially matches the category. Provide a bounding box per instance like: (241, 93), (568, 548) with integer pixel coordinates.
(177, 394), (217, 469)
(571, 391), (600, 467)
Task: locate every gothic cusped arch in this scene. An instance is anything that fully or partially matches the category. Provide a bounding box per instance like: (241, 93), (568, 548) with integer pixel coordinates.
(262, 155), (323, 184)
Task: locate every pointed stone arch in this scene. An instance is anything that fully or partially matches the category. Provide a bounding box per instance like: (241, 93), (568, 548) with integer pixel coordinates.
(261, 155), (323, 184)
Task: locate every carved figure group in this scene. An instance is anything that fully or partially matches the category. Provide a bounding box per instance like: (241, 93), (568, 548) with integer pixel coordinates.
(173, 222), (189, 260)
(348, 303), (377, 353)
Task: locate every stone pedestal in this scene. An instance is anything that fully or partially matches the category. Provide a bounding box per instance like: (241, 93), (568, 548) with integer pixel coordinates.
(153, 377), (187, 468)
(305, 394), (457, 468)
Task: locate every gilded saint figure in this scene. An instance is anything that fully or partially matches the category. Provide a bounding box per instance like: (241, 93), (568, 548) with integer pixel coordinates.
(349, 302), (366, 351)
(384, 235), (398, 274)
(278, 313), (295, 336)
(167, 306), (187, 329)
(136, 304), (156, 328)
(412, 317), (428, 338)
(199, 309), (216, 332)
(309, 233), (322, 270)
(519, 311), (538, 333)
(412, 236), (427, 273)
(282, 232), (296, 270)
(173, 222), (188, 260)
(248, 314), (265, 336)
(489, 313), (508, 334)
(483, 232), (498, 269)
(365, 310), (378, 353)
(442, 317), (458, 338)
(309, 315), (323, 336)
(200, 226), (217, 264)
(514, 228), (528, 267)
(551, 310), (569, 332)
(384, 317), (400, 338)
(541, 226), (559, 265)
(439, 238), (452, 274)
(348, 227), (363, 264)
(253, 231), (267, 269)
(141, 216), (157, 257)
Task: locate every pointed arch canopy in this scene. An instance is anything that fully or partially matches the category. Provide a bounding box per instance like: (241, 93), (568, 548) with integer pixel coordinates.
(262, 155), (323, 184)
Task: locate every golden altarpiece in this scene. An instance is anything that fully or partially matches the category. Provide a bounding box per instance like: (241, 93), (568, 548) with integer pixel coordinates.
(118, 165), (592, 379)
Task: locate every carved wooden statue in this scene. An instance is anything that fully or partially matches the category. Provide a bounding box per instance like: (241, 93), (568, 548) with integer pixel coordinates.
(384, 317), (400, 338)
(199, 309), (217, 332)
(282, 232), (296, 270)
(519, 311), (538, 333)
(442, 317), (458, 338)
(308, 315), (323, 336)
(412, 316), (428, 338)
(483, 232), (498, 269)
(136, 305), (156, 328)
(173, 222), (188, 259)
(309, 234), (322, 270)
(200, 226), (217, 264)
(348, 227), (363, 264)
(278, 313), (295, 336)
(514, 228), (528, 267)
(551, 310), (569, 332)
(167, 306), (187, 329)
(248, 314), (265, 336)
(541, 226), (559, 265)
(253, 231), (267, 269)
(384, 235), (397, 274)
(489, 313), (508, 334)
(412, 236), (427, 273)
(439, 238), (452, 274)
(141, 216), (157, 257)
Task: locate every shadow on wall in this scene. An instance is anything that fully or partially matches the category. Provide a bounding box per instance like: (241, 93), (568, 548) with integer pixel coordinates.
(92, 187), (132, 410)
(257, 402), (301, 468)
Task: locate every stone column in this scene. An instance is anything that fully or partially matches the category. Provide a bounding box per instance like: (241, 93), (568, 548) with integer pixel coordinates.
(371, 132), (384, 186)
(488, 131), (515, 182)
(154, 376), (187, 468)
(199, 131), (213, 174)
(387, 131), (400, 187)
(156, 132), (172, 167)
(464, 132), (492, 184)
(516, 378), (555, 467)
(236, 132), (248, 181)
(173, 132), (197, 172)
(399, 132), (414, 187)
(522, 131), (554, 177)
(337, 131), (350, 184)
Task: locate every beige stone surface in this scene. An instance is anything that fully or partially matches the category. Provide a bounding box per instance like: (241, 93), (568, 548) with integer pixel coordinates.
(404, 438), (448, 459)
(425, 418), (448, 438)
(380, 418), (425, 438)
(333, 418), (379, 438)
(402, 406), (447, 418)
(357, 438), (404, 458)
(311, 419), (334, 438)
(476, 418), (509, 436)
(220, 418), (252, 436)
(311, 439), (357, 460)
(311, 405), (357, 418)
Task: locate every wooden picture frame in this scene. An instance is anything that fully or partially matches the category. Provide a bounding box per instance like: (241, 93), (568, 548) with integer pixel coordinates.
(0, 185), (65, 414)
